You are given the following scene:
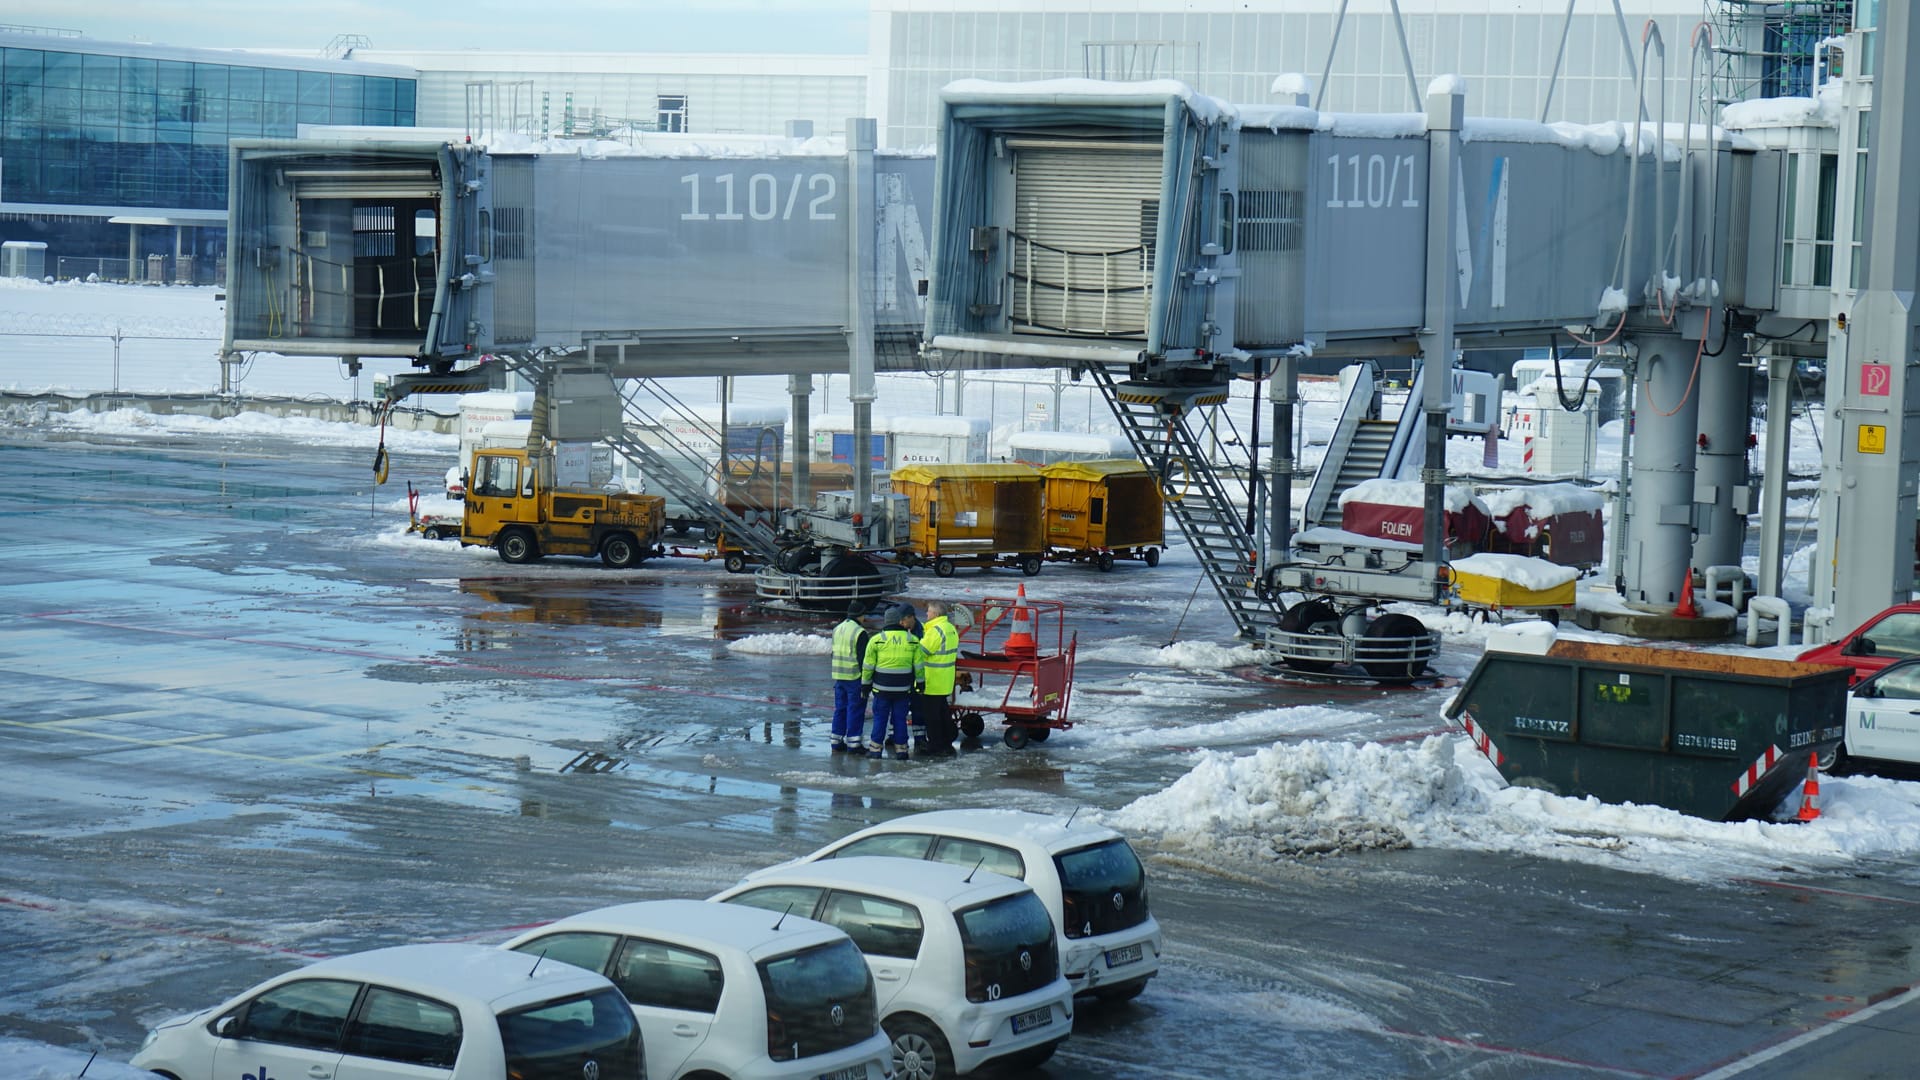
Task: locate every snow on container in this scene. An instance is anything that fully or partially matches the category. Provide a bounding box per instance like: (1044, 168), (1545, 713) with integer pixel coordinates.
(1481, 483), (1606, 568)
(1444, 640), (1849, 821)
(891, 414), (991, 466)
(1338, 478), (1490, 555)
(1040, 458), (1164, 569)
(1006, 431), (1132, 467)
(1448, 552), (1577, 609)
(892, 462), (1047, 575)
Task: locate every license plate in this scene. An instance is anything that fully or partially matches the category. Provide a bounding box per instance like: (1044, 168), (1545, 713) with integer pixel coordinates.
(1106, 943), (1143, 967)
(816, 1067), (865, 1080)
(1011, 1006), (1053, 1034)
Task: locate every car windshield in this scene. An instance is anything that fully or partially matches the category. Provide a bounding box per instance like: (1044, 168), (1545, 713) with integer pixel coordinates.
(1863, 613), (1920, 660)
(757, 939), (877, 1060)
(496, 988), (641, 1080)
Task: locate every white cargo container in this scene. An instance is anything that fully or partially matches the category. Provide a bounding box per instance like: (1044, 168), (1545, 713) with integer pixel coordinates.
(455, 391), (535, 476)
(889, 414), (991, 466)
(811, 413), (893, 468)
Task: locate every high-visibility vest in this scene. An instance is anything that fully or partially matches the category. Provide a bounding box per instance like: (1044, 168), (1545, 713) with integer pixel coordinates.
(918, 616), (959, 695)
(831, 618), (867, 681)
(863, 628), (919, 695)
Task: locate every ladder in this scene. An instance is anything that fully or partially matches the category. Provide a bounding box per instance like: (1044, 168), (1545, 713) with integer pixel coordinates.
(1088, 364), (1287, 640)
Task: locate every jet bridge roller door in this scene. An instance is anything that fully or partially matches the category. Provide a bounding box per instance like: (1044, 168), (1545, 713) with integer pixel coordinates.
(1009, 142), (1161, 338)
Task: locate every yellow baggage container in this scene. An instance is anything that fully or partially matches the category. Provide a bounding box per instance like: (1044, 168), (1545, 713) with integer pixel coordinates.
(891, 463), (1046, 576)
(1040, 459), (1165, 569)
(1449, 554), (1577, 609)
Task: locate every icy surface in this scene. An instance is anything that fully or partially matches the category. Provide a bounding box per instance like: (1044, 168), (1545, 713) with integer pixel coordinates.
(38, 408), (457, 452)
(728, 632), (833, 656)
(0, 1038), (151, 1080)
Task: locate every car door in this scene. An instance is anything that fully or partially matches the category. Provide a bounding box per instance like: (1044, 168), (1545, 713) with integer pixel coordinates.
(1849, 662), (1920, 764)
(609, 937), (724, 1080)
(211, 978), (358, 1080)
(816, 890), (925, 1011)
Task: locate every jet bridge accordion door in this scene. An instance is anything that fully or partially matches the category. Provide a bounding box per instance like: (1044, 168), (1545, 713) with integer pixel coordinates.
(1009, 143), (1161, 338)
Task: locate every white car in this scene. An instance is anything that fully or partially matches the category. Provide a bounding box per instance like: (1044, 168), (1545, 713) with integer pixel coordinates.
(131, 942), (644, 1080)
(712, 857), (1072, 1080)
(500, 899), (894, 1080)
(769, 808), (1162, 1001)
(1844, 656), (1920, 766)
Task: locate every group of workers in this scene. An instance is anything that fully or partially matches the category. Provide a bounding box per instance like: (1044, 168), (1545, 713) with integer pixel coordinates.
(828, 598), (959, 759)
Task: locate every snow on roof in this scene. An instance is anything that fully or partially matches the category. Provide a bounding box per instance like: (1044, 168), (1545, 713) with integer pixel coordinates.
(1722, 82), (1843, 131)
(942, 76), (1232, 124)
(1480, 483), (1607, 519)
(1292, 525), (1421, 553)
(726, 855), (1027, 907)
(1338, 478), (1486, 514)
(687, 403), (787, 427)
(539, 899), (843, 958)
(1450, 552), (1580, 591)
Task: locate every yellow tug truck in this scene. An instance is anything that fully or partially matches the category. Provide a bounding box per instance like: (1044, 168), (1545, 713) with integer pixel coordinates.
(462, 446), (666, 567)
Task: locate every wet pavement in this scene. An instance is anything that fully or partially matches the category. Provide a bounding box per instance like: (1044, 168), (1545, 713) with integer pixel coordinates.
(2, 430), (1918, 1077)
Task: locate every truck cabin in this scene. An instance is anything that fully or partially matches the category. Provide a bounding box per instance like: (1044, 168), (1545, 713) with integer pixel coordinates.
(471, 450), (534, 499)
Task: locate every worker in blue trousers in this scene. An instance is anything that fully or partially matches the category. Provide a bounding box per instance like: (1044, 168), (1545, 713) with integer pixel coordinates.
(828, 600), (874, 753)
(862, 603), (921, 760)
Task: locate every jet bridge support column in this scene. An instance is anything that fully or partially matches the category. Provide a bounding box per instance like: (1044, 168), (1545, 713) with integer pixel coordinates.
(1415, 79), (1464, 588)
(1270, 355), (1297, 560)
(1691, 346), (1750, 576)
(789, 373), (811, 509)
(1622, 334), (1702, 608)
(846, 118), (878, 534)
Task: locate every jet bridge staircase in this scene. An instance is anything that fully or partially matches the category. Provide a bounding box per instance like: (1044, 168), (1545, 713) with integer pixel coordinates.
(1300, 364), (1425, 529)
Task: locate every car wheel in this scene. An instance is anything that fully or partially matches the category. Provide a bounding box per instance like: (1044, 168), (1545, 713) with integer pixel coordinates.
(1144, 546), (1161, 567)
(497, 528), (538, 564)
(601, 533), (642, 569)
(1817, 742), (1849, 774)
(1020, 555), (1043, 576)
(886, 1016), (951, 1080)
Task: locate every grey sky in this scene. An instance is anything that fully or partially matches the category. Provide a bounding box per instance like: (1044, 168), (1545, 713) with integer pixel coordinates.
(13, 1), (869, 54)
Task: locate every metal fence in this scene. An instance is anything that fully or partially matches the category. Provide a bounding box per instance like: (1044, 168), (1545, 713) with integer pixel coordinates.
(50, 255), (225, 287)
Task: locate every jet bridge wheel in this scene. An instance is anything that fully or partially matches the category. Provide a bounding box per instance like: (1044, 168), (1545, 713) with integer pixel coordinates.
(723, 552), (749, 574)
(1358, 612), (1429, 680)
(1275, 599), (1341, 673)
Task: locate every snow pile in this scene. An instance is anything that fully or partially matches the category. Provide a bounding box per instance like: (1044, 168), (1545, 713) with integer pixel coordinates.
(1480, 483), (1606, 519)
(1722, 80), (1843, 131)
(1109, 734), (1920, 882)
(1338, 477), (1485, 514)
(1484, 620), (1558, 655)
(1596, 286), (1629, 318)
(1109, 737), (1479, 859)
(0, 1038), (151, 1080)
(726, 633), (832, 656)
(1269, 72), (1313, 98)
(1427, 73), (1467, 98)
(31, 408), (457, 452)
(1450, 553), (1580, 590)
(1078, 637), (1267, 670)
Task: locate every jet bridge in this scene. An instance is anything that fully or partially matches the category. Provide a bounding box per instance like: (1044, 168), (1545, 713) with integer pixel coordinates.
(923, 75), (1781, 645)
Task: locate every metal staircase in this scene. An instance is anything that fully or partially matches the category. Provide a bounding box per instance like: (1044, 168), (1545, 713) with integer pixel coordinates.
(1300, 364), (1426, 528)
(605, 379), (786, 562)
(1088, 364), (1287, 640)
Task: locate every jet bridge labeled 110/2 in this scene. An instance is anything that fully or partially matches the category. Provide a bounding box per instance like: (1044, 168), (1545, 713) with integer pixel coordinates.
(222, 137), (935, 376)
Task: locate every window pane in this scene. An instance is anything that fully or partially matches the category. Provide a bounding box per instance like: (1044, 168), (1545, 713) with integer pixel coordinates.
(345, 987), (462, 1068)
(238, 979), (360, 1051)
(4, 48), (45, 87)
(195, 63), (228, 97)
(819, 890), (923, 960)
(508, 931), (619, 974)
(156, 59), (191, 92)
(229, 65), (263, 101)
(82, 53), (118, 92)
(299, 70), (329, 104)
(930, 837), (1025, 879)
(42, 50), (80, 88)
(723, 885), (824, 920)
(120, 57), (155, 92)
(264, 68), (297, 103)
(396, 79), (416, 111)
(1863, 614), (1920, 659)
(365, 76), (395, 111)
(332, 73), (363, 111)
(612, 939), (724, 1013)
(830, 834), (932, 861)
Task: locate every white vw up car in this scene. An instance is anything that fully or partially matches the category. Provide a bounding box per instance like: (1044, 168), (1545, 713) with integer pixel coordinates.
(501, 899), (893, 1080)
(130, 942), (644, 1080)
(712, 857), (1072, 1080)
(775, 808), (1162, 1001)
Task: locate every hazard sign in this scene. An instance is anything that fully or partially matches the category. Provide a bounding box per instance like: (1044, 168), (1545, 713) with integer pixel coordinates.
(1858, 423), (1887, 455)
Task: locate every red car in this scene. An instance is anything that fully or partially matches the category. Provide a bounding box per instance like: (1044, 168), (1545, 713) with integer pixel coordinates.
(1798, 602), (1920, 683)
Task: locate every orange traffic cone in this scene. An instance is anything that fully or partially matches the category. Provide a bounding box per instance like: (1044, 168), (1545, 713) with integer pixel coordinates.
(1675, 568), (1699, 619)
(1004, 583), (1037, 659)
(1796, 751), (1823, 822)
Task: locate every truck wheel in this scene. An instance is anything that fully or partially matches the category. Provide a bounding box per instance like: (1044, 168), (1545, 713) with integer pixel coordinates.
(497, 528), (539, 564)
(1096, 551), (1116, 572)
(723, 552), (749, 574)
(1144, 547), (1161, 567)
(1020, 555), (1043, 576)
(670, 520), (690, 537)
(424, 525), (452, 541)
(701, 523), (722, 542)
(601, 533), (642, 569)
(934, 557), (956, 578)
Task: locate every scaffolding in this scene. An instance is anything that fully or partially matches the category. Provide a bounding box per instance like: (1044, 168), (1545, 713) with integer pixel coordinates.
(1711, 1), (1854, 106)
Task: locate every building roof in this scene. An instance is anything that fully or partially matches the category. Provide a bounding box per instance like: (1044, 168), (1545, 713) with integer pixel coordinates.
(0, 30), (417, 78)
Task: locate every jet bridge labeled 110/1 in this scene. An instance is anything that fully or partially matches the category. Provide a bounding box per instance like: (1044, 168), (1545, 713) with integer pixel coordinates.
(222, 138), (935, 375)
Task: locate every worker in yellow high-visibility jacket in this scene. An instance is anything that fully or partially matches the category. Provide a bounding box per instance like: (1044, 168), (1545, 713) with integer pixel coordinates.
(862, 604), (921, 760)
(913, 599), (961, 756)
(828, 601), (874, 753)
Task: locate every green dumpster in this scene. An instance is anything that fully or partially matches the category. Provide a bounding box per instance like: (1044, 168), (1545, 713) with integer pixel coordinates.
(1444, 640), (1850, 821)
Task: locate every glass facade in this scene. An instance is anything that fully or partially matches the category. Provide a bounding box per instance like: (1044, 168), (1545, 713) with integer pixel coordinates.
(0, 44), (416, 211)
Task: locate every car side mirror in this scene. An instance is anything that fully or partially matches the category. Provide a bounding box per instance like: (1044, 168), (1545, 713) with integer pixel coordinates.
(1843, 637), (1869, 656)
(213, 1014), (238, 1038)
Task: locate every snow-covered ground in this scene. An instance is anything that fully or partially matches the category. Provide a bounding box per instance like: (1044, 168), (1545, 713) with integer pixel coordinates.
(0, 269), (1878, 1074)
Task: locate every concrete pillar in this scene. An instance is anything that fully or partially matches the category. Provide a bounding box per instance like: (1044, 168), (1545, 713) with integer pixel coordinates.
(1622, 334), (1702, 607)
(1690, 351), (1750, 573)
(1415, 78), (1464, 590)
(127, 224), (139, 281)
